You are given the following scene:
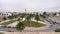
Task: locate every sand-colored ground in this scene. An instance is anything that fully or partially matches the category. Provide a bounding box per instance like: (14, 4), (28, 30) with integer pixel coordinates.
(3, 32), (60, 34)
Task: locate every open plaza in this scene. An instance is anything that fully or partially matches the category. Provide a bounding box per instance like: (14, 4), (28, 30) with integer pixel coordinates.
(0, 12), (60, 32)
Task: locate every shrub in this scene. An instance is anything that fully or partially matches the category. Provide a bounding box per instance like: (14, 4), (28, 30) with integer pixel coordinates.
(16, 21), (25, 32)
(54, 28), (60, 32)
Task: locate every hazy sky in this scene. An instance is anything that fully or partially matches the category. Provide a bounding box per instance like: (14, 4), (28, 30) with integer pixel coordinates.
(0, 0), (60, 12)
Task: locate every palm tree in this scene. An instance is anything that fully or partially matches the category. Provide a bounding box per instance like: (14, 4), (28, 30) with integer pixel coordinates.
(16, 21), (25, 32)
(35, 12), (40, 23)
(26, 14), (32, 21)
(25, 14), (33, 26)
(40, 14), (46, 18)
(42, 12), (47, 18)
(3, 16), (6, 23)
(11, 13), (14, 23)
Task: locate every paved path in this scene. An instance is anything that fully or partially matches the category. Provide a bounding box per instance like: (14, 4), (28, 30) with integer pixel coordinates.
(7, 18), (26, 27)
(7, 21), (19, 27)
(31, 18), (47, 24)
(0, 18), (18, 24)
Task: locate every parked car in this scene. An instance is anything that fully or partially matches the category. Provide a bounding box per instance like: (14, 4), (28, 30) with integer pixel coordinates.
(7, 26), (11, 28)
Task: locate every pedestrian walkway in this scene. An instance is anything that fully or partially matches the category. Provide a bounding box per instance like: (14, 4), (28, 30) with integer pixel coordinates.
(31, 18), (47, 24)
(0, 18), (18, 24)
(7, 18), (26, 27)
(7, 21), (19, 27)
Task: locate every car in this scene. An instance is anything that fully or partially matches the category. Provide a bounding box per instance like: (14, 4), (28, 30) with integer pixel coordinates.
(7, 26), (11, 28)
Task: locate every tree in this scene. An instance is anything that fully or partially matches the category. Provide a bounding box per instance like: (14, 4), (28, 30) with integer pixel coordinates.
(3, 16), (6, 23)
(43, 12), (47, 15)
(40, 14), (46, 18)
(16, 21), (25, 32)
(11, 13), (14, 23)
(3, 16), (6, 21)
(35, 12), (40, 23)
(25, 14), (34, 26)
(53, 13), (56, 16)
(8, 16), (12, 19)
(14, 15), (18, 18)
(41, 12), (47, 18)
(20, 15), (24, 19)
(26, 14), (32, 21)
(11, 13), (14, 18)
(55, 28), (60, 32)
(8, 13), (14, 19)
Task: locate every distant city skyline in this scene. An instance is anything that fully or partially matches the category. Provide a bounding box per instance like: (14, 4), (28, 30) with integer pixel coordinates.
(0, 0), (60, 12)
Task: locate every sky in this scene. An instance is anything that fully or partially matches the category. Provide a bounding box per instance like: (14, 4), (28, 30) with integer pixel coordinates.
(0, 0), (60, 12)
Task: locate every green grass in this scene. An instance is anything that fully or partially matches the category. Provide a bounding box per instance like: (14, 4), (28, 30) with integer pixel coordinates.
(22, 21), (45, 27)
(0, 19), (45, 27)
(0, 20), (17, 25)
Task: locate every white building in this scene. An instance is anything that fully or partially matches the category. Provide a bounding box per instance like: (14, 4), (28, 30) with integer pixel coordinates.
(56, 13), (60, 16)
(2, 12), (11, 16)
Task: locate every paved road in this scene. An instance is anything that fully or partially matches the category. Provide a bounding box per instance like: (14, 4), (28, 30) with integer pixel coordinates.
(0, 24), (60, 32)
